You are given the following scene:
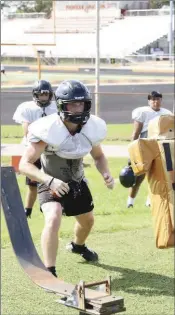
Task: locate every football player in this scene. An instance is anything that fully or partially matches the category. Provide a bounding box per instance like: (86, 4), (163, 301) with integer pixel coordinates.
(19, 80), (114, 277)
(126, 91), (172, 208)
(13, 80), (57, 218)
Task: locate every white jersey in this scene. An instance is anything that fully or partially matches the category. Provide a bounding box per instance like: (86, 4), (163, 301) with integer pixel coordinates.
(28, 113), (107, 159)
(1, 64), (5, 72)
(13, 100), (57, 145)
(132, 106), (172, 134)
(13, 100), (57, 124)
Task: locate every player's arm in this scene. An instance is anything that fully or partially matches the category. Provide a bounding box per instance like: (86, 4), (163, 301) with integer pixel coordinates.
(22, 122), (30, 138)
(90, 145), (114, 189)
(19, 141), (52, 184)
(131, 120), (143, 140)
(19, 141), (69, 196)
(22, 122), (30, 137)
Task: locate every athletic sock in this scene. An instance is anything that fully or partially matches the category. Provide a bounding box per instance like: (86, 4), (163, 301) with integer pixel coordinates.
(145, 196), (151, 207)
(127, 197), (135, 206)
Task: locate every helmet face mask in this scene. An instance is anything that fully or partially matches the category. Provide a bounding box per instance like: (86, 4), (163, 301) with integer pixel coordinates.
(55, 80), (92, 125)
(32, 80), (53, 107)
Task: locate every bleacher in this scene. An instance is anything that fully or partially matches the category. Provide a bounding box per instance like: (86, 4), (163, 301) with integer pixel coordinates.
(1, 9), (174, 58)
(1, 18), (44, 44)
(100, 14), (172, 57)
(23, 9), (120, 34)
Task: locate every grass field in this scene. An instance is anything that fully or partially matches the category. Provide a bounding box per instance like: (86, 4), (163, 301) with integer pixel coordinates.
(1, 156), (174, 315)
(1, 124), (132, 143)
(1, 124), (132, 166)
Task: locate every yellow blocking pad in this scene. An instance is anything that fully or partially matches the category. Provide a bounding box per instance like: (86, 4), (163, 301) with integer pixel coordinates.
(148, 114), (174, 140)
(128, 115), (175, 249)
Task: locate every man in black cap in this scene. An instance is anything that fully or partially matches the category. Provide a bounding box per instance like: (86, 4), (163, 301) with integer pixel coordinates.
(126, 91), (172, 208)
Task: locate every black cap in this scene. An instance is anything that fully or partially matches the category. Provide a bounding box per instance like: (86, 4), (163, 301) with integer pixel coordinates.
(148, 91), (162, 100)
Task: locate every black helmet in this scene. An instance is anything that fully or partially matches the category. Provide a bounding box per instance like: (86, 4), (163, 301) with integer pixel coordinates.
(119, 166), (136, 188)
(148, 91), (162, 100)
(32, 80), (53, 107)
(55, 80), (92, 125)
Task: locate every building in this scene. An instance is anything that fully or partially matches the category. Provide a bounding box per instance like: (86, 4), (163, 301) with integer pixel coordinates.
(56, 1), (149, 11)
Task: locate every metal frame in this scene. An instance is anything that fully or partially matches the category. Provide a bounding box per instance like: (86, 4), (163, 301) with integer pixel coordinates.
(1, 166), (126, 315)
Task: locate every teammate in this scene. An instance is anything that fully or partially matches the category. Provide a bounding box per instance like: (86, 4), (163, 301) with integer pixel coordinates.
(13, 80), (57, 218)
(126, 91), (172, 208)
(19, 80), (114, 277)
(1, 64), (5, 74)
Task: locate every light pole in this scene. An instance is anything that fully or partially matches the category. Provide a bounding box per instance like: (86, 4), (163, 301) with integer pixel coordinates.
(53, 0), (56, 45)
(37, 51), (41, 80)
(169, 0), (174, 66)
(95, 1), (100, 116)
(37, 50), (45, 80)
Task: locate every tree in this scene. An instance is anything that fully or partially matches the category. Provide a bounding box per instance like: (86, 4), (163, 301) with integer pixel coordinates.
(16, 1), (35, 13)
(1, 0), (53, 17)
(34, 0), (52, 13)
(1, 0), (11, 9)
(16, 0), (52, 15)
(149, 0), (170, 9)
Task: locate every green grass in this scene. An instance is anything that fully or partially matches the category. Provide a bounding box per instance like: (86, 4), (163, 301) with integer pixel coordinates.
(1, 124), (132, 144)
(1, 124), (132, 169)
(107, 124), (132, 142)
(1, 125), (24, 138)
(1, 158), (174, 315)
(1, 124), (131, 166)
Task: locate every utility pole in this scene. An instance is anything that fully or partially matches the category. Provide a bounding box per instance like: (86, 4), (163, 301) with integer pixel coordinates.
(53, 0), (56, 45)
(169, 0), (174, 66)
(95, 1), (100, 116)
(37, 51), (41, 80)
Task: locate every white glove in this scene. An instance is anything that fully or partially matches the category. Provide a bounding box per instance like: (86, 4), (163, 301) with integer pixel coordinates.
(103, 173), (115, 190)
(47, 177), (70, 197)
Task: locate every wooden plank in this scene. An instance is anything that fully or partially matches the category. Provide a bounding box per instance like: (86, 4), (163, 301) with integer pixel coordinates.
(87, 295), (124, 306)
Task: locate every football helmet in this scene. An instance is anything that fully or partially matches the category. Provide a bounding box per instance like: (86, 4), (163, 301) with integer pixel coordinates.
(32, 80), (53, 107)
(55, 80), (92, 125)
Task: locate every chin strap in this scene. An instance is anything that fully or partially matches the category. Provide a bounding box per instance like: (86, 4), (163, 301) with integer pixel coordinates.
(42, 107), (47, 117)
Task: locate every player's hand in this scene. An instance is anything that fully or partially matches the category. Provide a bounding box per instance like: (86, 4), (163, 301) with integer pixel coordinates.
(49, 178), (70, 197)
(103, 173), (115, 189)
(25, 208), (32, 218)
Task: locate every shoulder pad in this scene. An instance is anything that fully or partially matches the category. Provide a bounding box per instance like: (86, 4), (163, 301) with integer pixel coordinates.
(28, 114), (69, 145)
(81, 115), (107, 146)
(13, 101), (37, 123)
(16, 101), (36, 110)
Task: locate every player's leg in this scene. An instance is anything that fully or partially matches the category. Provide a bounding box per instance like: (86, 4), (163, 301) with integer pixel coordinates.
(74, 211), (94, 245)
(41, 201), (62, 277)
(25, 179), (38, 217)
(127, 174), (145, 208)
(38, 183), (63, 277)
(25, 159), (42, 217)
(65, 180), (98, 261)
